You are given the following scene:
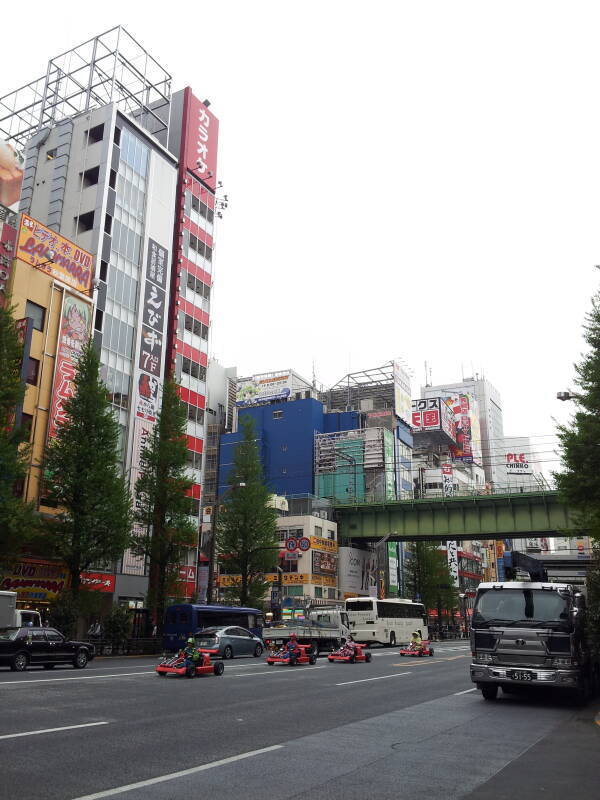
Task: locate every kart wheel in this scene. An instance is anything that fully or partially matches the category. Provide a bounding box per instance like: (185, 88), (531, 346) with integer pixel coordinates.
(213, 661), (225, 676)
(418, 651), (423, 657)
(429, 648), (434, 657)
(400, 653), (405, 657)
(365, 652), (372, 663)
(349, 653), (356, 664)
(157, 671), (166, 677)
(289, 656), (297, 666)
(309, 655), (317, 665)
(223, 645), (233, 660)
(253, 644), (263, 657)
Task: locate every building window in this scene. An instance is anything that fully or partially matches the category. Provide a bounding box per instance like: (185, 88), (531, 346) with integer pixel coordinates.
(187, 405), (205, 425)
(26, 357), (40, 386)
(328, 529), (336, 540)
(182, 357), (206, 382)
(76, 211), (94, 234)
(182, 313), (208, 340)
(25, 300), (45, 331)
(314, 526), (323, 537)
(82, 166), (100, 187)
(186, 450), (202, 471)
(21, 413), (33, 440)
(314, 587), (323, 598)
(94, 309), (103, 332)
(273, 411), (283, 420)
(184, 271), (211, 300)
(86, 124), (104, 144)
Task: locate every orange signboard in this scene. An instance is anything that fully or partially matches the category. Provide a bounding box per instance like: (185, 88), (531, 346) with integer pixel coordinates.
(17, 213), (93, 295)
(310, 536), (338, 553)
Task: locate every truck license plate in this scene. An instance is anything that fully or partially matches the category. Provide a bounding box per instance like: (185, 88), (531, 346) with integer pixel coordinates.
(508, 670), (535, 681)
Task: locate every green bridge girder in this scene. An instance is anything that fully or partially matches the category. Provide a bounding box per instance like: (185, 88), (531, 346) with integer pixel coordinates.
(334, 491), (576, 542)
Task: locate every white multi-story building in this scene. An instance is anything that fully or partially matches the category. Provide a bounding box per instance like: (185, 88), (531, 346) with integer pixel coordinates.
(423, 376), (504, 489)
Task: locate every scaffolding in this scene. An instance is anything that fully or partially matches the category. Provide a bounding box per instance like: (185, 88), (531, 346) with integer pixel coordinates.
(0, 26), (172, 148)
(321, 362), (396, 415)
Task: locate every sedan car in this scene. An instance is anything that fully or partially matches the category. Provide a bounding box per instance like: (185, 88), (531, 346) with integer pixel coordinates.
(0, 627), (95, 671)
(194, 626), (264, 659)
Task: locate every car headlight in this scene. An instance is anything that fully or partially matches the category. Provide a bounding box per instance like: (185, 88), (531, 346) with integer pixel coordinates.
(474, 653), (494, 663)
(552, 657), (575, 667)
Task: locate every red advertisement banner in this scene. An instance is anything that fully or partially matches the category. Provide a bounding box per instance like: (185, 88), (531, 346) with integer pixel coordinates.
(183, 90), (219, 191)
(80, 572), (116, 592)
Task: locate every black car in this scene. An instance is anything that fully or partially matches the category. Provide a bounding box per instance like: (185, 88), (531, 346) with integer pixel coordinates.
(0, 627), (95, 672)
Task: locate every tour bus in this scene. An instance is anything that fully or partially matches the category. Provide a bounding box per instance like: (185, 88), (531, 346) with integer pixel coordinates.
(344, 597), (428, 647)
(163, 604), (264, 652)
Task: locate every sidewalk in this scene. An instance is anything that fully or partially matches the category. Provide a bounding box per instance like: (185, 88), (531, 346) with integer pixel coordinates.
(466, 702), (600, 800)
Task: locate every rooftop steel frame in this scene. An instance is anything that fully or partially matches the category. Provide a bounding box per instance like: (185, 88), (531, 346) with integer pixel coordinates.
(0, 26), (172, 148)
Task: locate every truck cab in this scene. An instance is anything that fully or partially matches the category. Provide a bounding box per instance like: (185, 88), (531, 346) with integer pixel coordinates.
(470, 581), (598, 701)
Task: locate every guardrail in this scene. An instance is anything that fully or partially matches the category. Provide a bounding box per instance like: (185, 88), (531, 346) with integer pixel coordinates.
(333, 485), (555, 505)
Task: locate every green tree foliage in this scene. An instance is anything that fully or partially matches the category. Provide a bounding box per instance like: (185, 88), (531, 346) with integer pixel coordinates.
(133, 379), (196, 634)
(44, 340), (133, 596)
(102, 606), (133, 649)
(405, 541), (458, 622)
(555, 280), (600, 651)
(0, 300), (37, 568)
(216, 415), (278, 607)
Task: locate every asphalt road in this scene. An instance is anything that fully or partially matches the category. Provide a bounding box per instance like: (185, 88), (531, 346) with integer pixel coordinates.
(0, 644), (598, 800)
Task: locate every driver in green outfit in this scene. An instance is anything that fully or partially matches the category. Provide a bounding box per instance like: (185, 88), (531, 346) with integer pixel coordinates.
(183, 637), (200, 675)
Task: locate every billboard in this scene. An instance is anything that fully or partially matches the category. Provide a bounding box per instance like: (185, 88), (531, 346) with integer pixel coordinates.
(80, 572), (116, 592)
(446, 541), (459, 586)
(449, 393), (482, 465)
(441, 463), (454, 497)
(47, 293), (92, 440)
(312, 550), (337, 575)
(0, 204), (17, 306)
(183, 90), (219, 192)
(338, 547), (377, 596)
(0, 138), (24, 209)
(0, 559), (69, 602)
(136, 238), (167, 421)
(18, 214), (93, 295)
(393, 361), (412, 425)
(412, 397), (442, 430)
(236, 373), (292, 406)
(505, 451), (531, 476)
(388, 542), (398, 591)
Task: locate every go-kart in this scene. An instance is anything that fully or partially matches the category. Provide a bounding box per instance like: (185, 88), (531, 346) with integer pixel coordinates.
(266, 643), (317, 666)
(328, 642), (372, 663)
(398, 640), (434, 657)
(156, 648), (225, 678)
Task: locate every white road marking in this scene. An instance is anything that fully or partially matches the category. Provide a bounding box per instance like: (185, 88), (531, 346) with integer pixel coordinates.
(335, 671), (411, 687)
(0, 671), (155, 686)
(454, 687), (477, 695)
(231, 666), (326, 677)
(69, 744), (284, 799)
(0, 721), (109, 741)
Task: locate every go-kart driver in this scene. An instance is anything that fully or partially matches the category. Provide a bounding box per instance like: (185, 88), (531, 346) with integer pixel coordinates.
(283, 633), (301, 659)
(409, 630), (422, 651)
(339, 634), (357, 656)
(183, 637), (200, 674)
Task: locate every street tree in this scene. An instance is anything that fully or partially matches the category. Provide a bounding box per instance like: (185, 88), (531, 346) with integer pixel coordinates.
(0, 300), (37, 568)
(133, 379), (196, 633)
(44, 340), (133, 596)
(555, 277), (600, 651)
(216, 415), (278, 607)
(405, 541), (458, 627)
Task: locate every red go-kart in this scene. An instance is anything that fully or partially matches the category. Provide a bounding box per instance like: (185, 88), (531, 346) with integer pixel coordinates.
(156, 648), (225, 678)
(398, 640), (434, 657)
(266, 643), (317, 666)
(328, 642), (372, 663)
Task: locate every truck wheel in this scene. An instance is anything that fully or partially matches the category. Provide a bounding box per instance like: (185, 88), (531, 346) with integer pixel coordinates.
(481, 685), (498, 701)
(11, 652), (28, 672)
(388, 633), (396, 648)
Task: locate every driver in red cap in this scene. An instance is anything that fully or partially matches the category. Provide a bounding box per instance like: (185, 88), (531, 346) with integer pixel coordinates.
(284, 632), (301, 659)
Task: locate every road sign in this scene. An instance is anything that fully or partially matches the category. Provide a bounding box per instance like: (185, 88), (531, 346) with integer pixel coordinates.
(285, 537), (298, 552)
(285, 552), (299, 561)
(271, 589), (280, 603)
(298, 537), (310, 551)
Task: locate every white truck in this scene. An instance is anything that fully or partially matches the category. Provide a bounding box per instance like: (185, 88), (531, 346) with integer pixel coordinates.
(263, 604), (351, 654)
(0, 591), (42, 628)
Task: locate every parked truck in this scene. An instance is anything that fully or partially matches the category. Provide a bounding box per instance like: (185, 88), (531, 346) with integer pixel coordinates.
(470, 553), (599, 702)
(263, 604), (351, 654)
(0, 591), (42, 628)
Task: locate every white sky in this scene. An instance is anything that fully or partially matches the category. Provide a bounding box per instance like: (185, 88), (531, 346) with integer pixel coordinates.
(3, 1), (599, 478)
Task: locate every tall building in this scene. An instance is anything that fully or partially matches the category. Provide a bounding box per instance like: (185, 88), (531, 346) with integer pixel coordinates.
(0, 27), (220, 609)
(423, 376), (504, 488)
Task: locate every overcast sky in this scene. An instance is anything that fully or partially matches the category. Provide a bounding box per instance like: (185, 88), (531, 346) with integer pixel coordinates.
(3, 1), (599, 477)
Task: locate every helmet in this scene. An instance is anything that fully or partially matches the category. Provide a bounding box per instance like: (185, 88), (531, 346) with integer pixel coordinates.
(412, 631), (419, 637)
(290, 633), (297, 640)
(187, 637), (195, 644)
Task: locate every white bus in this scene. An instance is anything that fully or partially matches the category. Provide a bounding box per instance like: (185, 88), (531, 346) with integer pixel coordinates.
(344, 597), (428, 647)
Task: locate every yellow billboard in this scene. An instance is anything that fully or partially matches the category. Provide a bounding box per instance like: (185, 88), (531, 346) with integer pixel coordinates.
(17, 213), (93, 295)
(310, 536), (338, 553)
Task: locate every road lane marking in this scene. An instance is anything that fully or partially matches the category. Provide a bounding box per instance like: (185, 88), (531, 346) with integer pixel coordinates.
(391, 655), (469, 667)
(69, 744), (284, 799)
(335, 671), (411, 687)
(454, 688), (477, 695)
(0, 671), (155, 686)
(0, 721), (109, 741)
(231, 667), (327, 677)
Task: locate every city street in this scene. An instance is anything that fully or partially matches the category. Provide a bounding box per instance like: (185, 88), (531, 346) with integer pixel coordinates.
(1, 645), (598, 800)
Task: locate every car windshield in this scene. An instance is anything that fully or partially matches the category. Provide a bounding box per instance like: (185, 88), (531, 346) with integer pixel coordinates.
(473, 589), (571, 630)
(0, 628), (19, 641)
